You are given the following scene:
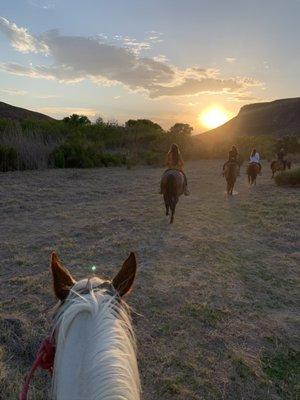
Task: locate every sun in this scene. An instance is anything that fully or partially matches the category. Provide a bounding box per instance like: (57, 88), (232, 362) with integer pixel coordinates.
(199, 107), (232, 130)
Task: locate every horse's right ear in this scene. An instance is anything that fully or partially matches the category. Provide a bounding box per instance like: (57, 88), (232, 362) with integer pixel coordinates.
(112, 252), (137, 297)
(51, 252), (76, 301)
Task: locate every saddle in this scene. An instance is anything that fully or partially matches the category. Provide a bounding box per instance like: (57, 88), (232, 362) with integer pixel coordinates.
(164, 167), (184, 174)
(249, 162), (260, 168)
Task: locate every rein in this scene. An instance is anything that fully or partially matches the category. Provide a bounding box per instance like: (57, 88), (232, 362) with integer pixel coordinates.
(19, 334), (55, 400)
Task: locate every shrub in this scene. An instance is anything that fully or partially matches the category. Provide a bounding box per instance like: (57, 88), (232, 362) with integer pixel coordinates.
(51, 141), (126, 168)
(275, 167), (300, 186)
(51, 142), (95, 168)
(0, 145), (18, 172)
(99, 153), (125, 167)
(1, 122), (59, 170)
(142, 150), (163, 166)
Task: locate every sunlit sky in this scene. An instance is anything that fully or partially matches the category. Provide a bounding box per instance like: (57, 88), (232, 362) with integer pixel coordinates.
(0, 0), (299, 132)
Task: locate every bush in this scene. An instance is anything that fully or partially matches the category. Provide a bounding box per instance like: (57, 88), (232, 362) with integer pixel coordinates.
(0, 145), (18, 172)
(51, 142), (95, 168)
(142, 150), (163, 166)
(51, 141), (126, 168)
(275, 167), (300, 186)
(1, 122), (59, 170)
(99, 153), (125, 167)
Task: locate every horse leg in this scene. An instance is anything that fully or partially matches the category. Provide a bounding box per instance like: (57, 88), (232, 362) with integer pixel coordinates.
(170, 210), (174, 224)
(166, 205), (169, 216)
(163, 195), (169, 216)
(232, 179), (236, 194)
(170, 199), (177, 223)
(228, 182), (233, 195)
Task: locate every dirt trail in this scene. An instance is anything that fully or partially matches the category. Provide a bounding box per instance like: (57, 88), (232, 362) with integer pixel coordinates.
(0, 160), (299, 399)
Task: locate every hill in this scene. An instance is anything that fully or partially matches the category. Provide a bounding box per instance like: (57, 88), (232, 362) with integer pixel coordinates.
(0, 101), (55, 121)
(201, 98), (300, 139)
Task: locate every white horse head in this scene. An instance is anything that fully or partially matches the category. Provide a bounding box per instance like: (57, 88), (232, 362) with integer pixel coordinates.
(50, 252), (140, 400)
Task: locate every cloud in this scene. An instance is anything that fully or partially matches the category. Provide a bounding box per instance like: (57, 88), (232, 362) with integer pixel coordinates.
(0, 17), (262, 99)
(148, 77), (244, 98)
(153, 54), (169, 63)
(28, 0), (55, 9)
(0, 88), (27, 96)
(0, 62), (84, 82)
(34, 94), (60, 99)
(0, 17), (48, 53)
(225, 57), (236, 64)
(111, 34), (151, 55)
(145, 31), (163, 44)
(229, 95), (259, 102)
(39, 106), (98, 118)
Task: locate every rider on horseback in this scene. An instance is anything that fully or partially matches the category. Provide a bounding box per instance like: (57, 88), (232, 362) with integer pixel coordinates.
(277, 148), (287, 170)
(223, 145), (240, 176)
(164, 143), (189, 195)
(249, 148), (262, 174)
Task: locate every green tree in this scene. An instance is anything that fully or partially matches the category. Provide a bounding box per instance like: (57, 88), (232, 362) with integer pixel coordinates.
(125, 119), (163, 132)
(63, 114), (91, 126)
(169, 123), (193, 136)
(95, 116), (104, 126)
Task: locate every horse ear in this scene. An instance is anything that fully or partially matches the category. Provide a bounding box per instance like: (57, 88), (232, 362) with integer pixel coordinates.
(112, 252), (137, 297)
(51, 252), (76, 301)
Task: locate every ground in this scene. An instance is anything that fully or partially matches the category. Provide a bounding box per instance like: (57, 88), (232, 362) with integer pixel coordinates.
(0, 160), (299, 400)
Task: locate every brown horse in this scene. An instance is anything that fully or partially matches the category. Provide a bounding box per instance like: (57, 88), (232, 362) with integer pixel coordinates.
(271, 160), (291, 178)
(161, 169), (185, 223)
(247, 162), (260, 185)
(224, 162), (239, 195)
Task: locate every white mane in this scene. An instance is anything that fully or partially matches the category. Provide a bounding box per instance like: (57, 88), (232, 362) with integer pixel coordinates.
(52, 277), (140, 400)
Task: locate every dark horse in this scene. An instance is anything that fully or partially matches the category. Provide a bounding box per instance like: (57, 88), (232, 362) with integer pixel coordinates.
(271, 160), (291, 178)
(247, 162), (260, 185)
(224, 162), (239, 195)
(161, 170), (185, 223)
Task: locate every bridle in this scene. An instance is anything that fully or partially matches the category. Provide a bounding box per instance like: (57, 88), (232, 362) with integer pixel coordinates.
(19, 280), (117, 400)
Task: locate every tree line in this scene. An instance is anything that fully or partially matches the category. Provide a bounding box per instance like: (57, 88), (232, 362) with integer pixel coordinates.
(0, 114), (299, 172)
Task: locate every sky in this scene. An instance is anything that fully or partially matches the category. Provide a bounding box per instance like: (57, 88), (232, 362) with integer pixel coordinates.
(0, 0), (299, 132)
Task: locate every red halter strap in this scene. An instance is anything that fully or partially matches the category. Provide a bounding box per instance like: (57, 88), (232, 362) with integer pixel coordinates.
(19, 335), (55, 400)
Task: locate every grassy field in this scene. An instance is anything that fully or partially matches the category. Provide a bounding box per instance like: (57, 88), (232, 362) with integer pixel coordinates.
(0, 160), (299, 400)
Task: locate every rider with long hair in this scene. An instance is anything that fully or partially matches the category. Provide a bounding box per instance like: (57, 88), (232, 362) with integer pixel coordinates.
(223, 145), (240, 175)
(249, 148), (262, 174)
(165, 143), (189, 195)
(277, 147), (287, 169)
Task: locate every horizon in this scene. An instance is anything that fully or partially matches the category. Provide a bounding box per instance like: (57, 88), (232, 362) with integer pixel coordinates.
(0, 0), (300, 133)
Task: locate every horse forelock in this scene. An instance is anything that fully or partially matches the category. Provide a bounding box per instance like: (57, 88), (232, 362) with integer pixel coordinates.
(52, 277), (140, 400)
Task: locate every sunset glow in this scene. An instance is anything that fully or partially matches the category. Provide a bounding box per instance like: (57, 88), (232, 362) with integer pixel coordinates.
(199, 107), (232, 130)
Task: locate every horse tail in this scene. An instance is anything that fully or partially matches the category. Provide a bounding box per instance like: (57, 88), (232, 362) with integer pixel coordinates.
(167, 174), (177, 207)
(247, 164), (255, 184)
(166, 174), (178, 223)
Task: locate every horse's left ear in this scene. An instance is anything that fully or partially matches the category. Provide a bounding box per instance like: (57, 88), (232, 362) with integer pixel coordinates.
(112, 252), (137, 297)
(51, 252), (76, 301)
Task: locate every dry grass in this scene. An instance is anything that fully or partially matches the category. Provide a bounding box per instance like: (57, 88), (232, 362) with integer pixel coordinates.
(0, 160), (299, 400)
